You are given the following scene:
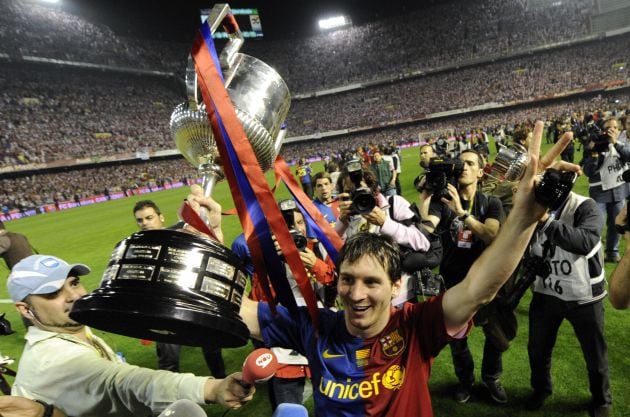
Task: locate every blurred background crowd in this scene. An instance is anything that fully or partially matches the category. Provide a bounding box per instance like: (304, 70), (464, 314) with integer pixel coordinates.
(0, 0), (629, 214)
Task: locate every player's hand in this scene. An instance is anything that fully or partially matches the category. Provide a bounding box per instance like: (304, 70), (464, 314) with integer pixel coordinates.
(186, 184), (224, 243)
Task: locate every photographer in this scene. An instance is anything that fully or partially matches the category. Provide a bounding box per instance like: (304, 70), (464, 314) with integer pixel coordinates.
(580, 116), (630, 263)
(525, 191), (611, 417)
(609, 202), (630, 309)
(419, 150), (506, 404)
(335, 160), (431, 304)
(419, 144), (434, 171)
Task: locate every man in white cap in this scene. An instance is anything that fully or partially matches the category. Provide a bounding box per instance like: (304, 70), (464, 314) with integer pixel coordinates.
(7, 254), (253, 417)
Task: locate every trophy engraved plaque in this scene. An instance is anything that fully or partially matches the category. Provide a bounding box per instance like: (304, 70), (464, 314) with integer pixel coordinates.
(70, 3), (290, 348)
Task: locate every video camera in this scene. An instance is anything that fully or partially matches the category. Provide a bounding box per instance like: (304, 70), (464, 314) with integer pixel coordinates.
(340, 160), (376, 215)
(434, 137), (449, 156)
(577, 119), (610, 153)
(420, 157), (464, 200)
(411, 268), (445, 297)
(278, 199), (308, 251)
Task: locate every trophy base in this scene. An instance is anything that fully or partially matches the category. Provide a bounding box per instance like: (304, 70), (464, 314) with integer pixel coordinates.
(70, 229), (250, 348)
(71, 281), (249, 348)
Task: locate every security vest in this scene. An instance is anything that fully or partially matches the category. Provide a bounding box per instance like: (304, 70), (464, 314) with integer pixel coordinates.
(530, 193), (605, 303)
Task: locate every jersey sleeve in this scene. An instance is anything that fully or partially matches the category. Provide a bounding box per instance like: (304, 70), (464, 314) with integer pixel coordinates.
(258, 303), (312, 355)
(410, 295), (470, 358)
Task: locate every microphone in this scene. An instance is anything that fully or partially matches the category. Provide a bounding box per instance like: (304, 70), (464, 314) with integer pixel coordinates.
(622, 169), (630, 183)
(240, 348), (278, 388)
(272, 403), (308, 417)
(157, 399), (206, 417)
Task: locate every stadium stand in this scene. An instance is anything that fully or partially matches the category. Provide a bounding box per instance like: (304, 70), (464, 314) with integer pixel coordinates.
(1, 0), (629, 215)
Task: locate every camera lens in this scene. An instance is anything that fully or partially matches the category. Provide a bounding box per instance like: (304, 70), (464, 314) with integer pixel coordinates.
(352, 190), (376, 214)
(534, 168), (577, 210)
(290, 230), (308, 251)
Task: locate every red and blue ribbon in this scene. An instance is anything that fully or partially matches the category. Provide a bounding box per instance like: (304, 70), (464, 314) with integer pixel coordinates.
(191, 17), (319, 325)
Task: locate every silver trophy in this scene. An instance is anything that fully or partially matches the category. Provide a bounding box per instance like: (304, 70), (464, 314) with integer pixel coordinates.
(488, 143), (530, 182)
(171, 3), (289, 201)
(71, 3), (291, 348)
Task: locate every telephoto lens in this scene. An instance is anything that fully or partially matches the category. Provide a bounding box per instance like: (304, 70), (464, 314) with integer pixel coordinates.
(351, 188), (377, 214)
(290, 230), (308, 251)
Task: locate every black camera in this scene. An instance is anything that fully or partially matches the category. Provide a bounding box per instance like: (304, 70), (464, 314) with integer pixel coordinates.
(422, 157), (464, 200)
(0, 313), (13, 336)
(504, 255), (550, 311)
(534, 168), (578, 211)
(578, 120), (610, 153)
(411, 268), (445, 297)
(278, 199), (308, 251)
(342, 160), (376, 215)
(435, 137), (449, 156)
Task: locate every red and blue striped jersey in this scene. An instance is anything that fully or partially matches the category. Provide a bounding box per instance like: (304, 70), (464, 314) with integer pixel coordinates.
(259, 295), (460, 417)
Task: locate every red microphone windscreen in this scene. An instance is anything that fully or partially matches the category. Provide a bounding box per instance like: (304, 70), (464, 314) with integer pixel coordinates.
(241, 348), (278, 385)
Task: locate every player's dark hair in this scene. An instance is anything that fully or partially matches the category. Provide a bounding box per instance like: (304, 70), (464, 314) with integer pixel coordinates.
(133, 200), (161, 215)
(337, 233), (401, 283)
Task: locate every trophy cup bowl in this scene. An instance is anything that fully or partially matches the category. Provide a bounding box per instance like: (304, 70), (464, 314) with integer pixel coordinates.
(70, 3), (291, 348)
(490, 143), (530, 182)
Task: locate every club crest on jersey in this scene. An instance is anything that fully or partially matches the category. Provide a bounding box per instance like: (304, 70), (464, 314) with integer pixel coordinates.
(380, 329), (405, 357)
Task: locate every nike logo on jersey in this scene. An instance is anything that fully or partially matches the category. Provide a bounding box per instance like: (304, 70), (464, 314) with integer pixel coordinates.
(322, 349), (344, 359)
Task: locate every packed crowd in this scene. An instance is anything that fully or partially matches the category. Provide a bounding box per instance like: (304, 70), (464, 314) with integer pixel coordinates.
(286, 36), (630, 135)
(0, 158), (196, 213)
(0, 0), (595, 93)
(0, 64), (182, 167)
(2, 34), (628, 168)
(0, 0), (188, 73)
(245, 0), (593, 92)
(2, 92), (629, 213)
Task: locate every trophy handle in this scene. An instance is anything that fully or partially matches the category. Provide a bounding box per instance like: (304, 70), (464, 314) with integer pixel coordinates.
(186, 3), (244, 111)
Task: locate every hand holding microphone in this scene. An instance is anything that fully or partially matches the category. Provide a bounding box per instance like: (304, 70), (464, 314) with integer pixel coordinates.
(203, 348), (277, 409)
(240, 348), (278, 388)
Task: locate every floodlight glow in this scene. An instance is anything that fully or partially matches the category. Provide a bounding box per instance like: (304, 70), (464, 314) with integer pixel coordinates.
(40, 0), (60, 3)
(318, 16), (347, 30)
